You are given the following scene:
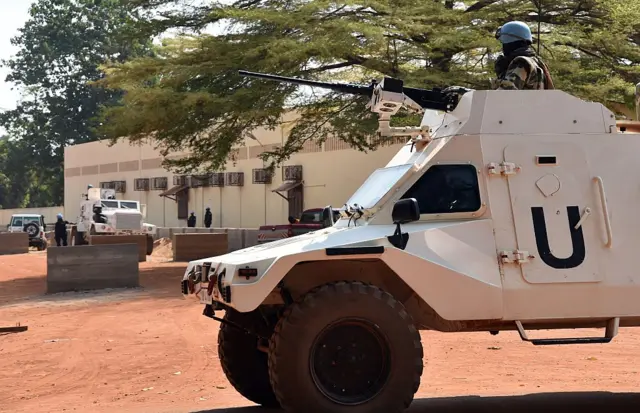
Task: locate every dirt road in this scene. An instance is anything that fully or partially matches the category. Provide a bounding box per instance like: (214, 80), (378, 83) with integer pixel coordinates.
(0, 252), (639, 413)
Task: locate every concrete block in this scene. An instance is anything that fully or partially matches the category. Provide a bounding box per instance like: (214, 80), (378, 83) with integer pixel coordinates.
(47, 244), (139, 294)
(212, 228), (229, 233)
(157, 227), (171, 240)
(244, 229), (259, 248)
(195, 228), (214, 234)
(172, 233), (228, 262)
(227, 229), (244, 252)
(0, 233), (29, 255)
(183, 228), (197, 234)
(169, 227), (185, 241)
(89, 235), (147, 262)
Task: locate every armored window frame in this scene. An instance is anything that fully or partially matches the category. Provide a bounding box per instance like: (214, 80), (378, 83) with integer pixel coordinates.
(400, 164), (482, 215)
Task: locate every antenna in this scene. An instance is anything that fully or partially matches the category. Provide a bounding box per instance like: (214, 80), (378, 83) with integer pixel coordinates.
(536, 1), (542, 54)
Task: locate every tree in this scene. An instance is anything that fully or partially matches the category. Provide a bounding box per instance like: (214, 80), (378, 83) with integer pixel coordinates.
(97, 0), (640, 174)
(0, 137), (36, 209)
(0, 0), (152, 207)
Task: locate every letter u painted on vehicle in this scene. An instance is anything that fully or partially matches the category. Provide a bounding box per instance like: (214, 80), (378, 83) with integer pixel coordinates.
(531, 206), (586, 269)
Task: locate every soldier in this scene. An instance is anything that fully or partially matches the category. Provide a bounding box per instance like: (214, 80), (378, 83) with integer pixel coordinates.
(187, 212), (196, 228)
(54, 213), (69, 247)
(204, 207), (212, 228)
(493, 21), (555, 90)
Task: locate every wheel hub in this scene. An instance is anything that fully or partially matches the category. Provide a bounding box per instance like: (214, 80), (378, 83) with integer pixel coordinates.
(310, 318), (391, 405)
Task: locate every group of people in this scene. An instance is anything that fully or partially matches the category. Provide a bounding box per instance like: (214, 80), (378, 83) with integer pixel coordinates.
(187, 207), (213, 228)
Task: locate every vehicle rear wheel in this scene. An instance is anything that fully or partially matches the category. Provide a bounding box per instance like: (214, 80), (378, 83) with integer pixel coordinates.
(23, 222), (39, 238)
(218, 309), (280, 408)
(268, 281), (423, 413)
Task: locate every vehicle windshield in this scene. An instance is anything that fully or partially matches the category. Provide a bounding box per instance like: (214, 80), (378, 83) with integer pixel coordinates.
(120, 201), (139, 210)
(101, 200), (118, 209)
(344, 163), (413, 209)
(11, 216), (40, 227)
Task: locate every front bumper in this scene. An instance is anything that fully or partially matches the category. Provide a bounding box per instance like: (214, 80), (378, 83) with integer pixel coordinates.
(182, 262), (234, 306)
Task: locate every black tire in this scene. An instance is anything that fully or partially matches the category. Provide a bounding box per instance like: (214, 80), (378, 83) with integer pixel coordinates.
(218, 309), (280, 408)
(23, 222), (39, 238)
(268, 281), (423, 413)
(146, 234), (154, 256)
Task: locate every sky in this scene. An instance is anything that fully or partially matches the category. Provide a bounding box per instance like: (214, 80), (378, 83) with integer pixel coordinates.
(0, 0), (33, 112)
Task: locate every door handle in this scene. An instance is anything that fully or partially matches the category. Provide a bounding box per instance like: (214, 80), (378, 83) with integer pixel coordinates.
(593, 176), (613, 248)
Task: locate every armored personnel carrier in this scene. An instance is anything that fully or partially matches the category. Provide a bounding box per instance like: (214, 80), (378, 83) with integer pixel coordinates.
(181, 71), (640, 412)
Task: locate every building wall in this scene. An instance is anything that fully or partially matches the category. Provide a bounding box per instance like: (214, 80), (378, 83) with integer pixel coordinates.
(0, 206), (65, 227)
(64, 115), (404, 228)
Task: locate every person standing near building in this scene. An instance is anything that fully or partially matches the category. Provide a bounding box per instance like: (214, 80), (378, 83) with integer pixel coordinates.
(204, 207), (212, 228)
(54, 213), (69, 247)
(188, 212), (197, 227)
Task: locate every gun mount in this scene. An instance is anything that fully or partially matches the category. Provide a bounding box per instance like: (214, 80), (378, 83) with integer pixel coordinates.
(239, 70), (466, 140)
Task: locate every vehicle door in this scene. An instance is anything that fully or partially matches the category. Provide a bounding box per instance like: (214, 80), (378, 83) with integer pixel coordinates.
(501, 142), (606, 319)
(9, 216), (23, 233)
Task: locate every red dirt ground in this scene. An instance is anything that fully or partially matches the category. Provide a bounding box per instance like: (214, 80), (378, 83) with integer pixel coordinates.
(0, 252), (639, 413)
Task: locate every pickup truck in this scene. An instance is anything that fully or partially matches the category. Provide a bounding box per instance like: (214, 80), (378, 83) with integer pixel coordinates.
(257, 208), (341, 244)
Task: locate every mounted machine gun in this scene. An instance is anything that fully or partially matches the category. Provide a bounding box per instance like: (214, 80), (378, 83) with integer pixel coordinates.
(238, 70), (469, 141)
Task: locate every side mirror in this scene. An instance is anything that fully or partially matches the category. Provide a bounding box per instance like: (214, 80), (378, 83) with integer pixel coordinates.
(322, 205), (335, 227)
(392, 198), (420, 224)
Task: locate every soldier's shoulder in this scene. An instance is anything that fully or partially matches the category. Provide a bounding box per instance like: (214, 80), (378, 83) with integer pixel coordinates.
(509, 55), (538, 69)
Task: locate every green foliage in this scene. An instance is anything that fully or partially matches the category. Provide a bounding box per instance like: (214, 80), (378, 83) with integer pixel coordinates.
(97, 0), (640, 173)
(0, 0), (152, 208)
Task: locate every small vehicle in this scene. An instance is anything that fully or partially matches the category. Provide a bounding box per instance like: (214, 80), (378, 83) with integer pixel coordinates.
(7, 214), (47, 251)
(181, 71), (640, 412)
(257, 208), (341, 244)
(71, 187), (156, 254)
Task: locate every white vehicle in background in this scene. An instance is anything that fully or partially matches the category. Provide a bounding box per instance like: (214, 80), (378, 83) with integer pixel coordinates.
(71, 187), (157, 254)
(7, 213), (47, 251)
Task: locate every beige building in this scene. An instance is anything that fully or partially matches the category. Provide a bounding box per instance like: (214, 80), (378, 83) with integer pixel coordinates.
(64, 113), (405, 228)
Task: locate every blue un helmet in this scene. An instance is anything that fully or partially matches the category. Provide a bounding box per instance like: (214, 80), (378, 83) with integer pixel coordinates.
(57, 213), (63, 219)
(495, 21), (533, 44)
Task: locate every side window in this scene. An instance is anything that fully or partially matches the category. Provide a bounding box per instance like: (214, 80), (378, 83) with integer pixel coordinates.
(400, 164), (481, 215)
(12, 218), (23, 227)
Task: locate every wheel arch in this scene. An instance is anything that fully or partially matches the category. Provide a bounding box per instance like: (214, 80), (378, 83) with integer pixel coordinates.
(280, 258), (458, 332)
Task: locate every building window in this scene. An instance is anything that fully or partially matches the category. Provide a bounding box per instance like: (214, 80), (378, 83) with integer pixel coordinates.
(134, 178), (150, 191)
(400, 164), (481, 215)
(226, 172), (244, 186)
(209, 173), (225, 187)
(252, 168), (272, 184)
(150, 177), (168, 191)
(100, 181), (126, 193)
(173, 175), (187, 186)
(188, 174), (210, 188)
(283, 165), (303, 181)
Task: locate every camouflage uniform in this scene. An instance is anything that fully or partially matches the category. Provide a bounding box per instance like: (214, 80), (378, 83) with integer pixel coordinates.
(494, 55), (550, 90)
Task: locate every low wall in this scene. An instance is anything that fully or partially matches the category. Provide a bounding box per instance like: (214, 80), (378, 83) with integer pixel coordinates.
(46, 244), (139, 294)
(89, 235), (147, 262)
(0, 233), (29, 255)
(155, 227), (259, 252)
(0, 206), (64, 227)
(172, 233), (229, 262)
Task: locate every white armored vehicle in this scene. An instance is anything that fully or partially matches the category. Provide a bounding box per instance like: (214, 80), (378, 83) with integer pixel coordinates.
(181, 71), (640, 412)
(73, 187), (156, 253)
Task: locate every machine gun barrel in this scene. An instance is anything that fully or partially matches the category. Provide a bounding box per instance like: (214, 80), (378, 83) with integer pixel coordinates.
(239, 70), (459, 112)
(238, 70), (373, 97)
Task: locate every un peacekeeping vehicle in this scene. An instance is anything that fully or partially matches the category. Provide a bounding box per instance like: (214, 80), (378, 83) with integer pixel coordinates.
(73, 187), (157, 253)
(181, 70), (640, 412)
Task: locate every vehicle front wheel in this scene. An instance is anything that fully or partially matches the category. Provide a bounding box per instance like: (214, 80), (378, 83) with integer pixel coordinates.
(218, 309), (280, 408)
(268, 281), (423, 413)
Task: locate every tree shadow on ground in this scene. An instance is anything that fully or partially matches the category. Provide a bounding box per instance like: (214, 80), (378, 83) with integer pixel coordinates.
(191, 392), (640, 413)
